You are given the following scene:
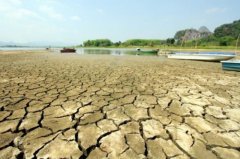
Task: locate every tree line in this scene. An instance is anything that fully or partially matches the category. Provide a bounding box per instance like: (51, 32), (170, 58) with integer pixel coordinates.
(82, 39), (175, 47)
(81, 19), (240, 47)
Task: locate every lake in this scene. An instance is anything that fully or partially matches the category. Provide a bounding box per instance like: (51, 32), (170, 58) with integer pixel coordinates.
(0, 47), (159, 56)
(75, 48), (149, 56)
(0, 47), (46, 51)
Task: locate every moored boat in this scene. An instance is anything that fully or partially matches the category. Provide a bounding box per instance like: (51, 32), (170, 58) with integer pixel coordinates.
(221, 60), (240, 71)
(168, 52), (236, 62)
(60, 48), (76, 53)
(128, 48), (159, 55)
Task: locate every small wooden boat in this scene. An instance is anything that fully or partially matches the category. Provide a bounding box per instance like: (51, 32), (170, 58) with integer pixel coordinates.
(60, 48), (76, 53)
(126, 48), (159, 55)
(137, 48), (159, 55)
(221, 60), (240, 71)
(168, 52), (236, 62)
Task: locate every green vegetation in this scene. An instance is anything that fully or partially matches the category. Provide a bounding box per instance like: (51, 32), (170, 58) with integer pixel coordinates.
(175, 20), (240, 47)
(80, 19), (240, 49)
(214, 20), (240, 38)
(122, 39), (165, 47)
(83, 39), (113, 47)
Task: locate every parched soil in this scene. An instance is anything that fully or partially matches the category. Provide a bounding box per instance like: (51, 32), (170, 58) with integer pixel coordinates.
(0, 51), (240, 159)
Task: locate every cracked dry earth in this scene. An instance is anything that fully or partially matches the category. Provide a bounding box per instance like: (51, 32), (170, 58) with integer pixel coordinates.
(0, 51), (240, 159)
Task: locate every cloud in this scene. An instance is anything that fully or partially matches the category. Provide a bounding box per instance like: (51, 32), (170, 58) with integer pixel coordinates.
(0, 0), (42, 20)
(39, 5), (64, 20)
(205, 7), (227, 14)
(70, 16), (81, 21)
(8, 8), (41, 19)
(8, 0), (23, 5)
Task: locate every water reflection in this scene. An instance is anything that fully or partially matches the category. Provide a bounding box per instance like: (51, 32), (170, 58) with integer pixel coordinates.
(76, 48), (157, 56)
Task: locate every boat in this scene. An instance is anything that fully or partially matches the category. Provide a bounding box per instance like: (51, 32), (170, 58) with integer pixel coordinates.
(126, 48), (159, 55)
(168, 52), (236, 62)
(221, 60), (240, 71)
(137, 48), (159, 55)
(60, 48), (76, 53)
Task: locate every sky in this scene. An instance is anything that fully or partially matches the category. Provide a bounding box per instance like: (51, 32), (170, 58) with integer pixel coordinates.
(0, 0), (240, 45)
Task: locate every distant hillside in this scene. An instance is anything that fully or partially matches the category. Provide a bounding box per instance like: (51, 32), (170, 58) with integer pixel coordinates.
(214, 20), (240, 38)
(0, 41), (17, 46)
(174, 26), (212, 41)
(0, 41), (74, 47)
(173, 20), (240, 46)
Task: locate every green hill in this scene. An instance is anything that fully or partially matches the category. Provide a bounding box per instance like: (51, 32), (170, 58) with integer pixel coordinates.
(214, 20), (240, 38)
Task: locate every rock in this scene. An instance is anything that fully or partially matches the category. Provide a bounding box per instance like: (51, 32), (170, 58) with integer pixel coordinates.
(87, 148), (107, 159)
(189, 140), (217, 159)
(42, 116), (75, 132)
(77, 124), (103, 150)
(134, 95), (157, 108)
(97, 119), (117, 132)
(44, 106), (66, 117)
(218, 119), (240, 131)
(166, 125), (193, 152)
(126, 133), (145, 154)
(19, 112), (41, 131)
(22, 133), (58, 158)
(62, 101), (82, 114)
(100, 131), (128, 158)
(212, 147), (240, 159)
(181, 96), (210, 106)
(5, 99), (30, 110)
(184, 104), (204, 116)
(203, 132), (227, 147)
(157, 97), (171, 109)
(142, 119), (169, 139)
(168, 100), (191, 116)
(0, 146), (21, 159)
(120, 121), (140, 134)
(0, 132), (22, 149)
(22, 128), (52, 142)
(27, 100), (47, 112)
(120, 95), (136, 104)
(107, 108), (130, 125)
(77, 105), (100, 117)
(119, 148), (145, 159)
(7, 109), (25, 119)
(185, 117), (219, 133)
(0, 111), (11, 121)
(124, 104), (149, 121)
(0, 119), (19, 133)
(151, 138), (184, 157)
(61, 129), (76, 141)
(37, 135), (82, 158)
(80, 111), (104, 125)
(225, 108), (240, 122)
(206, 106), (226, 119)
(149, 106), (171, 125)
(147, 139), (166, 159)
(214, 95), (231, 105)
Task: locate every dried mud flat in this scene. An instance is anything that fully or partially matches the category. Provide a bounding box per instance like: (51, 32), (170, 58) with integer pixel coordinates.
(0, 51), (240, 159)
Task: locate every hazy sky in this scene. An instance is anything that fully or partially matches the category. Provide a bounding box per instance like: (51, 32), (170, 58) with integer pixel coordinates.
(0, 0), (240, 45)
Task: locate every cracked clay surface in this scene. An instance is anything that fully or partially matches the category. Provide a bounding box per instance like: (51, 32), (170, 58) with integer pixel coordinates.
(0, 51), (240, 159)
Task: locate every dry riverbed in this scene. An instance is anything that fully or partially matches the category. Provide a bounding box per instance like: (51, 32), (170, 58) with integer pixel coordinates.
(0, 51), (240, 159)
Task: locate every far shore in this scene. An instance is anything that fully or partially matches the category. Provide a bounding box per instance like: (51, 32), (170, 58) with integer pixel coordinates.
(77, 46), (240, 53)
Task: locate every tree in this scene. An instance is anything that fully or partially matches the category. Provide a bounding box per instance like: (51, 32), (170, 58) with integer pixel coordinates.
(166, 38), (175, 45)
(214, 20), (240, 38)
(83, 39), (113, 47)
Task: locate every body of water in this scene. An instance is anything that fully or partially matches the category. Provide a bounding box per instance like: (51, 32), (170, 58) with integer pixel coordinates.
(0, 47), (159, 56)
(76, 48), (142, 56)
(0, 47), (48, 51)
